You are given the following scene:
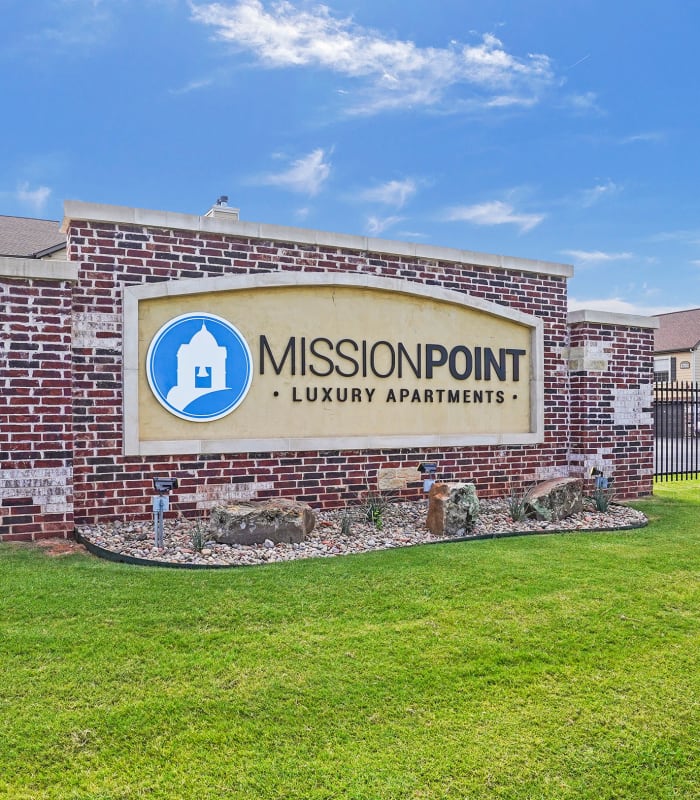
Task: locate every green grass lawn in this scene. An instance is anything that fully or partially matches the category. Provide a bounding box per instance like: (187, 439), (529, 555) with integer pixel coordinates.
(1, 482), (699, 800)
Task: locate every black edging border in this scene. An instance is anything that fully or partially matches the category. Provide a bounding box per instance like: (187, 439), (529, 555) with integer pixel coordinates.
(74, 517), (649, 570)
(74, 530), (236, 570)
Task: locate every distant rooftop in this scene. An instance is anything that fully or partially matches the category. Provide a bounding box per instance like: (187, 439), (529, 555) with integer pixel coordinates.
(0, 214), (65, 258)
(654, 307), (700, 352)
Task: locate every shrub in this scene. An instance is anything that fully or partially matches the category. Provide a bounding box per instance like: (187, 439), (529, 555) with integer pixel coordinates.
(361, 490), (395, 531)
(591, 487), (616, 512)
(507, 484), (535, 522)
(188, 518), (209, 552)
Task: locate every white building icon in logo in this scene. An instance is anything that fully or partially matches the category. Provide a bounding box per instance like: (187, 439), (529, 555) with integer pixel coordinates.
(146, 312), (253, 422)
(166, 323), (229, 412)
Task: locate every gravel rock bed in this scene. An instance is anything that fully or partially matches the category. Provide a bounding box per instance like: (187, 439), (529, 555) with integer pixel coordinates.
(76, 498), (648, 568)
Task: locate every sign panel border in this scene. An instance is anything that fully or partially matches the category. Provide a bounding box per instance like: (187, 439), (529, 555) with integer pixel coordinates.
(123, 273), (544, 456)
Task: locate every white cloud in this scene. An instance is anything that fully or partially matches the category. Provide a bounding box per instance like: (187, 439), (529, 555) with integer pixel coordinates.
(619, 131), (665, 145)
(17, 182), (52, 212)
(191, 1), (557, 114)
(360, 178), (417, 208)
(564, 91), (602, 114)
(257, 148), (331, 195)
(169, 77), (214, 95)
(365, 215), (403, 236)
(25, 1), (114, 53)
(580, 179), (620, 207)
(560, 249), (633, 265)
(444, 200), (544, 233)
(396, 230), (428, 240)
(14, 0), (177, 56)
(484, 94), (538, 109)
(647, 229), (700, 245)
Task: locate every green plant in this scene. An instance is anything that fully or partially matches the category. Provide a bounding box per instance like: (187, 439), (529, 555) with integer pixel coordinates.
(362, 490), (394, 530)
(507, 483), (535, 521)
(188, 517), (209, 552)
(340, 505), (353, 536)
(590, 486), (616, 512)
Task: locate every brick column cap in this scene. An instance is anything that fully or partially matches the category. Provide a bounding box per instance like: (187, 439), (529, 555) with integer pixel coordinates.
(0, 256), (77, 282)
(568, 309), (659, 329)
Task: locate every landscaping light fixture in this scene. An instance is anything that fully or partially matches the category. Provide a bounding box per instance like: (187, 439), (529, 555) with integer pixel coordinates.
(589, 467), (611, 490)
(153, 477), (178, 494)
(418, 462), (437, 492)
(152, 477), (178, 548)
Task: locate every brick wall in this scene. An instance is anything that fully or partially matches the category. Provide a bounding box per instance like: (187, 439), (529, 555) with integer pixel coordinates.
(67, 215), (573, 526)
(567, 312), (656, 498)
(0, 207), (657, 541)
(0, 260), (75, 540)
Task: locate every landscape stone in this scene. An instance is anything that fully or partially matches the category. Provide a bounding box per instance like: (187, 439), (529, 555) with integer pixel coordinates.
(426, 482), (450, 535)
(75, 496), (648, 568)
(377, 466), (421, 491)
(427, 482), (480, 536)
(523, 477), (583, 521)
(209, 499), (316, 545)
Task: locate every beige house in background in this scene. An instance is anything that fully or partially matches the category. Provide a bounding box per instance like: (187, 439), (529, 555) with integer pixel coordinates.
(653, 307), (700, 383)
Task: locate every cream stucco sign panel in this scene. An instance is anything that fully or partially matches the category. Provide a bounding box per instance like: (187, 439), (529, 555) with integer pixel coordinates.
(123, 274), (544, 455)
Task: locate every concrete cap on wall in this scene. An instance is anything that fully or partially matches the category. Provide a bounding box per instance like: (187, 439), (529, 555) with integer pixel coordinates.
(0, 255), (77, 282)
(62, 200), (574, 280)
(567, 308), (660, 329)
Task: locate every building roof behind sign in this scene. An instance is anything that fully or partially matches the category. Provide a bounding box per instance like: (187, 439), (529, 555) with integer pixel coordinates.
(0, 214), (65, 258)
(654, 307), (700, 352)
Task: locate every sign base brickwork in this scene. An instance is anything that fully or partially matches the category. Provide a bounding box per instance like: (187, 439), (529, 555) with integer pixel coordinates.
(0, 204), (658, 541)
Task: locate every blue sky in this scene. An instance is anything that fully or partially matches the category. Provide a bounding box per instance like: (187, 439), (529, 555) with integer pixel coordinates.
(2, 0), (699, 314)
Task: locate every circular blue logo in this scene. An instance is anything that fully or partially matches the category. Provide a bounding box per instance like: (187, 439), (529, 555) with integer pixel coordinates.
(146, 313), (253, 422)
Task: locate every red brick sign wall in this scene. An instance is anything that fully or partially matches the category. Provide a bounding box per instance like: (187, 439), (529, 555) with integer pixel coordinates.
(568, 315), (655, 499)
(0, 207), (656, 540)
(0, 268), (74, 540)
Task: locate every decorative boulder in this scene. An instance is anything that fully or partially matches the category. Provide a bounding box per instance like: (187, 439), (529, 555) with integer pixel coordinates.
(209, 499), (316, 545)
(523, 477), (583, 521)
(427, 482), (480, 537)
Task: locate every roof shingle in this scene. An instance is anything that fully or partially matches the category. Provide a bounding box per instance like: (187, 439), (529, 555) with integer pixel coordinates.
(0, 215), (65, 257)
(654, 307), (700, 352)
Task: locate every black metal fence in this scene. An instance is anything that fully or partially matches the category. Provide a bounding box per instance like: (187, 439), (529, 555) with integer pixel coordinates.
(653, 382), (700, 480)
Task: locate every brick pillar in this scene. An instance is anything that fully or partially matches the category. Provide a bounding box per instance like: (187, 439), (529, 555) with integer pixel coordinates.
(0, 258), (77, 541)
(567, 310), (658, 499)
